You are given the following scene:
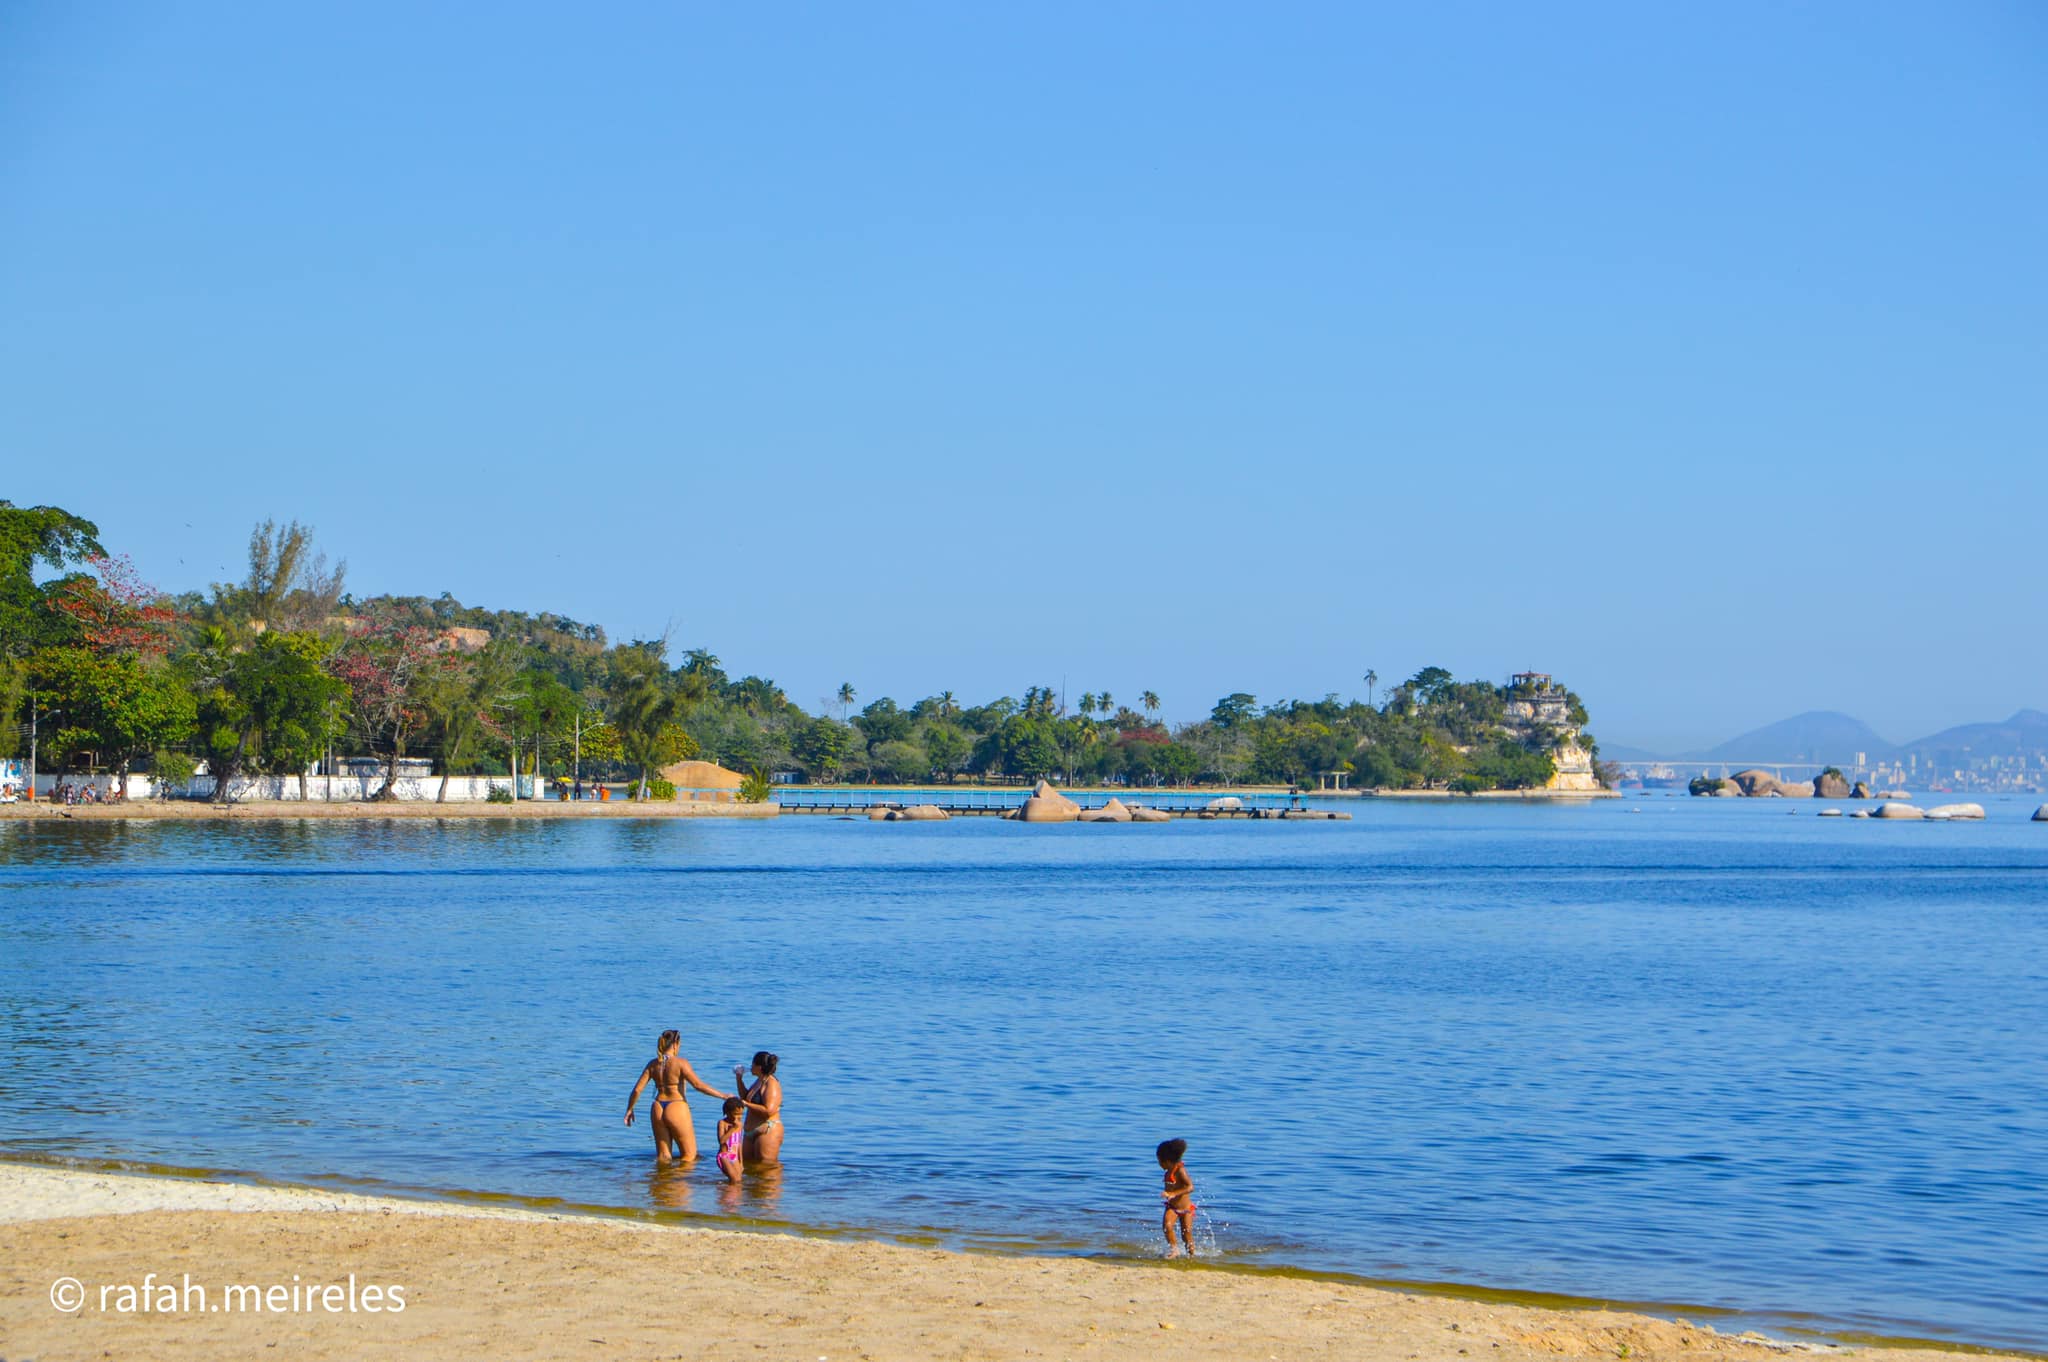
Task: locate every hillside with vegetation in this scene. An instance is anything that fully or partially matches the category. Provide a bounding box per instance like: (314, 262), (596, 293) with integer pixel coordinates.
(2, 501), (1603, 798)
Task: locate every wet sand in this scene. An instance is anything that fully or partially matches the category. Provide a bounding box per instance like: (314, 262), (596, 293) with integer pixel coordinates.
(0, 1164), (2019, 1362)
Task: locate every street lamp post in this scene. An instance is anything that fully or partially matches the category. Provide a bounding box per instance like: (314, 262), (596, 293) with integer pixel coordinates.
(27, 698), (58, 804)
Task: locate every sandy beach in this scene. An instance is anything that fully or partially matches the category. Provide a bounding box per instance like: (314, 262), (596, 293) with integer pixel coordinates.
(0, 1163), (2019, 1362)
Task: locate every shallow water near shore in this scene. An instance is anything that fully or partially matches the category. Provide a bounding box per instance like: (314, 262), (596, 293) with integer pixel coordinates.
(2, 796), (2044, 1350)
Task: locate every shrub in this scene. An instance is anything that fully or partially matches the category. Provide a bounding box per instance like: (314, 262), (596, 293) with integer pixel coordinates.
(151, 750), (199, 793)
(647, 777), (677, 801)
(485, 784), (514, 804)
(739, 767), (773, 803)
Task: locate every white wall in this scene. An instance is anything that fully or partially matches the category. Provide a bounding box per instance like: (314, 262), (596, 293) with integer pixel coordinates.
(24, 772), (549, 803)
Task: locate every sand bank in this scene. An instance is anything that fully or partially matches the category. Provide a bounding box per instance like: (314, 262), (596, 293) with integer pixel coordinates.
(0, 1164), (2018, 1362)
(0, 797), (778, 821)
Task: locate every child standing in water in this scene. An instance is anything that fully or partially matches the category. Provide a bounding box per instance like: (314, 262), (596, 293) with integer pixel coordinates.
(1157, 1138), (1197, 1257)
(716, 1097), (746, 1183)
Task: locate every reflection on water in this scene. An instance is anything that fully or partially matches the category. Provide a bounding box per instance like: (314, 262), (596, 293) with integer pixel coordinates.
(2, 801), (2046, 1351)
(647, 1163), (696, 1213)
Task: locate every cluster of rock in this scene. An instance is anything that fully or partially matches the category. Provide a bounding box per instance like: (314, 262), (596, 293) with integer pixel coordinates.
(1857, 802), (1986, 821)
(1694, 769), (1869, 799)
(868, 804), (949, 821)
(1008, 782), (1171, 823)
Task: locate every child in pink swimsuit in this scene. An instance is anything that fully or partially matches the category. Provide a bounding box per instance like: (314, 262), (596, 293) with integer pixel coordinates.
(716, 1097), (746, 1183)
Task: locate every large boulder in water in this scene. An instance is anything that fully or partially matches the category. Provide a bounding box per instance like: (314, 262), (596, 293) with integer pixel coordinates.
(868, 805), (896, 821)
(1130, 806), (1171, 823)
(1815, 771), (1851, 799)
(1775, 780), (1815, 798)
(1205, 795), (1245, 811)
(1873, 802), (1924, 820)
(1851, 781), (1872, 799)
(1711, 781), (1742, 797)
(1731, 769), (1779, 797)
(1018, 780), (1081, 823)
(1086, 797), (1133, 823)
(1925, 802), (1985, 820)
(2035, 804), (2048, 822)
(896, 804), (949, 821)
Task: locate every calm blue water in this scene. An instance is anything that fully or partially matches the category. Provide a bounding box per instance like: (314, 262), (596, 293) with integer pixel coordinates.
(2, 797), (2044, 1350)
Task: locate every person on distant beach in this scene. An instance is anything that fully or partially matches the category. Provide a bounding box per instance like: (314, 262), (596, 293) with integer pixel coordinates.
(732, 1051), (784, 1165)
(715, 1097), (746, 1183)
(624, 1029), (730, 1162)
(1157, 1138), (1197, 1257)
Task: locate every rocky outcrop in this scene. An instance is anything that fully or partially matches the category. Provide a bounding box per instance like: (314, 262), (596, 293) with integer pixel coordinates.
(1774, 780), (1815, 798)
(1850, 809), (1871, 818)
(1018, 780), (1081, 823)
(1815, 772), (1851, 799)
(896, 804), (949, 821)
(1872, 789), (1911, 800)
(1711, 781), (1741, 796)
(1731, 769), (1779, 797)
(1925, 802), (1985, 820)
(1086, 797), (1133, 823)
(1818, 808), (1842, 817)
(1851, 781), (1872, 799)
(2035, 804), (2048, 822)
(1873, 802), (1924, 820)
(1130, 806), (1172, 823)
(1205, 796), (1245, 811)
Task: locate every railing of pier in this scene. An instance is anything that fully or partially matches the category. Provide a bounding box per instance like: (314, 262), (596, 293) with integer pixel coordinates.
(769, 788), (1301, 812)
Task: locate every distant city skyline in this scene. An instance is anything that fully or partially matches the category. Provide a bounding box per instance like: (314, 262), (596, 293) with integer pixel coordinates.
(5, 3), (2042, 753)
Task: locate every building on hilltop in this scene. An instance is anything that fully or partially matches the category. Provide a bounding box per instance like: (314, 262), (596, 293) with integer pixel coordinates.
(1503, 671), (1600, 792)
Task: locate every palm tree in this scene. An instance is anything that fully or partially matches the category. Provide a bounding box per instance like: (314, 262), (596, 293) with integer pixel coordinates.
(611, 656), (684, 799)
(938, 690), (957, 719)
(1364, 670), (1379, 709)
(1098, 691), (1114, 718)
(1078, 692), (1096, 717)
(1141, 690), (1160, 722)
(834, 682), (856, 721)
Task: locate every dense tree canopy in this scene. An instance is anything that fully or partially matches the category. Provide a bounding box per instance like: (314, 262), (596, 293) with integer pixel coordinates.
(2, 502), (1603, 797)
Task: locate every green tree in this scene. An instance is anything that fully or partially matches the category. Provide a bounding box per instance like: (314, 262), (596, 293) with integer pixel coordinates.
(206, 519), (347, 636)
(794, 717), (852, 781)
(871, 738), (928, 783)
(607, 644), (701, 798)
(192, 630), (348, 803)
(1001, 716), (1063, 778)
(0, 501), (103, 661)
(1210, 693), (1257, 729)
(31, 648), (197, 796)
(922, 722), (970, 782)
(420, 642), (521, 802)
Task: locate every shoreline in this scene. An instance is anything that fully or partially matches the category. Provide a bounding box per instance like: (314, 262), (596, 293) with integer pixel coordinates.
(0, 1159), (2029, 1360)
(0, 784), (1620, 821)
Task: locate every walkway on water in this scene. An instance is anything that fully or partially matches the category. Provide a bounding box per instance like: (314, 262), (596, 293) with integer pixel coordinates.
(771, 789), (1347, 818)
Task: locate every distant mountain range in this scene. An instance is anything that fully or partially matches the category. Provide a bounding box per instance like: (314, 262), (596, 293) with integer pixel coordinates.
(1609, 708), (2048, 766)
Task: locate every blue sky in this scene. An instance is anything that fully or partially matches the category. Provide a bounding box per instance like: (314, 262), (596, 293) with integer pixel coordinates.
(3, 2), (2043, 751)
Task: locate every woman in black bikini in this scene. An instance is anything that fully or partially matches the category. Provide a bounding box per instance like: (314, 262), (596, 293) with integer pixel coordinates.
(625, 1029), (730, 1162)
(732, 1051), (784, 1166)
